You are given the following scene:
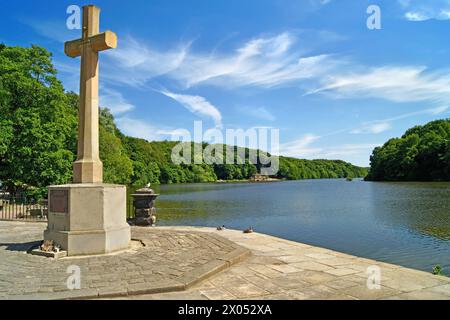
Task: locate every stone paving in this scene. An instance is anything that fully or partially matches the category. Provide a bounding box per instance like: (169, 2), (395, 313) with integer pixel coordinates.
(1, 221), (449, 300)
(0, 221), (249, 300)
(122, 227), (450, 300)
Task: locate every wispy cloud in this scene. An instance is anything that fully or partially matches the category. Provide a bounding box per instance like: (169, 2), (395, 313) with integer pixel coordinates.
(172, 33), (334, 89)
(279, 134), (322, 157)
(398, 0), (450, 21)
(280, 134), (382, 166)
(105, 37), (190, 87)
(239, 106), (276, 122)
(382, 105), (449, 121)
(115, 117), (185, 142)
(313, 143), (382, 159)
(279, 104), (449, 162)
(103, 32), (337, 90)
(351, 122), (392, 134)
(279, 133), (379, 165)
(21, 18), (77, 43)
(49, 29), (450, 110)
(53, 60), (79, 92)
(309, 66), (450, 104)
(159, 90), (223, 128)
(100, 88), (135, 114)
(350, 105), (449, 135)
(105, 33), (450, 109)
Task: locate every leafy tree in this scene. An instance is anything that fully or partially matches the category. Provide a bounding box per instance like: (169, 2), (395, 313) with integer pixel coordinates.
(99, 125), (133, 184)
(0, 45), (76, 196)
(366, 119), (450, 181)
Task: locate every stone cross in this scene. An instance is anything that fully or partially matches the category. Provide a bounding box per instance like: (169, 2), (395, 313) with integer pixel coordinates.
(64, 5), (117, 183)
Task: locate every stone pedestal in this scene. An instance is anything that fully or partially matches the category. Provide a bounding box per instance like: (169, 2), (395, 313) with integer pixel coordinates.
(44, 184), (130, 256)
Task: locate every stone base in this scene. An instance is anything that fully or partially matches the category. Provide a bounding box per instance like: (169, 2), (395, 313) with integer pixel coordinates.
(44, 184), (131, 256)
(30, 248), (68, 259)
(73, 160), (103, 184)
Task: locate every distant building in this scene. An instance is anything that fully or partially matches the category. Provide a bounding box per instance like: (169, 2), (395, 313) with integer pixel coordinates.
(249, 174), (269, 182)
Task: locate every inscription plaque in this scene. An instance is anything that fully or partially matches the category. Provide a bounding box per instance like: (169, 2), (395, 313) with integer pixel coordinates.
(50, 190), (69, 214)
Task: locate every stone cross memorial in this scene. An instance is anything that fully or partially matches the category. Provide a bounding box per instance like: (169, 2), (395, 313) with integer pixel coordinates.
(44, 5), (131, 256)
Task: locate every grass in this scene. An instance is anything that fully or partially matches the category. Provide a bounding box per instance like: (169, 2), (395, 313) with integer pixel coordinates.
(432, 265), (445, 276)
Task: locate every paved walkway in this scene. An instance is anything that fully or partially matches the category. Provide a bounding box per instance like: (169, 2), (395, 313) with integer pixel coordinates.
(0, 222), (248, 300)
(0, 221), (449, 300)
(125, 227), (450, 300)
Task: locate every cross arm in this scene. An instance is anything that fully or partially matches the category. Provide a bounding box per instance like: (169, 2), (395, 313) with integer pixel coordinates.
(65, 30), (117, 58)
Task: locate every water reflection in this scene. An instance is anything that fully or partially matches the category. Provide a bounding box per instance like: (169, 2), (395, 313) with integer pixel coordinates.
(128, 180), (450, 273)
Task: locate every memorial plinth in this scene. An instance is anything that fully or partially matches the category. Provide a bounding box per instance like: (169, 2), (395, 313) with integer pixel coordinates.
(44, 184), (130, 256)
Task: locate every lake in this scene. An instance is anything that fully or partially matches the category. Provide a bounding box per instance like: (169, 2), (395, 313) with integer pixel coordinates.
(139, 180), (450, 274)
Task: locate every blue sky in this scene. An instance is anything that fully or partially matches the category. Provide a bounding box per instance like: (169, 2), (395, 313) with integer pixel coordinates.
(2, 0), (450, 166)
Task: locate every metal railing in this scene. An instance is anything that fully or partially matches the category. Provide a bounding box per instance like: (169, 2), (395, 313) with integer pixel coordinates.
(0, 197), (48, 221)
(0, 192), (135, 221)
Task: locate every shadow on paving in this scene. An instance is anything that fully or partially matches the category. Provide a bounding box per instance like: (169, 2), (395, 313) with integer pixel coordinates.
(0, 241), (40, 252)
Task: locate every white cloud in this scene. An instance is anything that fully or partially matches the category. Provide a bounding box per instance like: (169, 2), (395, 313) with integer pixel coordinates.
(173, 33), (334, 89)
(100, 88), (135, 114)
(279, 133), (380, 166)
(313, 143), (382, 159)
(102, 33), (336, 90)
(22, 19), (77, 43)
(405, 12), (430, 21)
(55, 30), (450, 110)
(399, 0), (450, 21)
(351, 122), (392, 134)
(240, 106), (276, 122)
(53, 60), (79, 92)
(309, 66), (450, 104)
(105, 33), (450, 109)
(104, 37), (190, 87)
(279, 134), (322, 158)
(429, 105), (450, 114)
(115, 117), (184, 141)
(384, 105), (449, 121)
(350, 105), (449, 135)
(159, 90), (223, 128)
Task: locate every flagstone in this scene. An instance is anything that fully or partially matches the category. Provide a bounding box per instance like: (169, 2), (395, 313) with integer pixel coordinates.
(305, 253), (336, 260)
(268, 264), (302, 274)
(427, 284), (450, 296)
(326, 279), (360, 290)
(341, 285), (401, 300)
(220, 282), (270, 299)
(325, 268), (361, 276)
(277, 255), (313, 263)
(291, 261), (334, 272)
(200, 288), (236, 300)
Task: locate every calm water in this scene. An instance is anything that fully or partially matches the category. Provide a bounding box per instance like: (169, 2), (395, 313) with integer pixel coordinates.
(138, 180), (450, 274)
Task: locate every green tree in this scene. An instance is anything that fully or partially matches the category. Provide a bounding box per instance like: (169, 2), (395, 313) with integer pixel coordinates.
(0, 45), (77, 196)
(99, 126), (133, 184)
(366, 119), (450, 181)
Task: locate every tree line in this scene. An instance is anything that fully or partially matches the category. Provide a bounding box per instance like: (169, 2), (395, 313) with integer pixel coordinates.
(366, 119), (450, 181)
(0, 44), (368, 198)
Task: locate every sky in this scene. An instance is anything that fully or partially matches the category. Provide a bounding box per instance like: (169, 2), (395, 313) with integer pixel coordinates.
(2, 0), (450, 166)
